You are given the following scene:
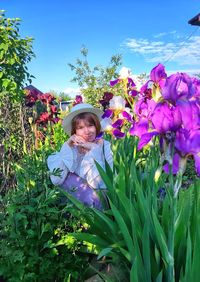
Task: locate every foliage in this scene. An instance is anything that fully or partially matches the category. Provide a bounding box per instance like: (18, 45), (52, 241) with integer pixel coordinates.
(0, 145), (95, 282)
(49, 90), (73, 102)
(0, 10), (34, 101)
(64, 135), (200, 282)
(68, 46), (122, 107)
(0, 10), (35, 192)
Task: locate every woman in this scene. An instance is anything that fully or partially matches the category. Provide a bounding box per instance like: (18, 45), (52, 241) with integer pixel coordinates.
(47, 103), (113, 209)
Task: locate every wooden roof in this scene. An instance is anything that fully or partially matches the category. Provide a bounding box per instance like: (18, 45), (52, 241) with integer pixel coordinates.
(188, 13), (200, 26)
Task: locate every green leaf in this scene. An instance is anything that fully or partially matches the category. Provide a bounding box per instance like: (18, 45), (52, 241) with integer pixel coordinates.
(152, 209), (173, 266)
(155, 270), (163, 282)
(130, 257), (138, 282)
(92, 208), (118, 239)
(109, 201), (134, 262)
(142, 219), (151, 281)
(95, 160), (113, 190)
(68, 232), (108, 248)
(97, 247), (113, 260)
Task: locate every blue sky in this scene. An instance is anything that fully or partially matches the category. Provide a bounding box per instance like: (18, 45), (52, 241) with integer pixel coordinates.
(1, 0), (200, 96)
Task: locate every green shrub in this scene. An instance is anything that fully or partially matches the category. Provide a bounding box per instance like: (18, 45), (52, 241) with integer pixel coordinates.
(0, 148), (93, 281)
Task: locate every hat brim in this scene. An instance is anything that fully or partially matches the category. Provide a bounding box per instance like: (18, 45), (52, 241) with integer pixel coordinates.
(62, 107), (103, 135)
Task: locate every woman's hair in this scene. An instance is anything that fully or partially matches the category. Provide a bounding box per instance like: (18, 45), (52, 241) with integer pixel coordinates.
(71, 112), (101, 136)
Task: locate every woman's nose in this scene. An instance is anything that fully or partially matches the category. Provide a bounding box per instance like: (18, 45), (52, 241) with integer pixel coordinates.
(84, 127), (90, 134)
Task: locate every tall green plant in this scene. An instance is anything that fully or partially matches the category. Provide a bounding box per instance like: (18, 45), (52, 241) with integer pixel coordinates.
(64, 136), (200, 281)
(0, 10), (35, 191)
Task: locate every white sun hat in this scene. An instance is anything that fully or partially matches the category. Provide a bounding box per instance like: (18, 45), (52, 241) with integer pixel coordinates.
(62, 103), (103, 135)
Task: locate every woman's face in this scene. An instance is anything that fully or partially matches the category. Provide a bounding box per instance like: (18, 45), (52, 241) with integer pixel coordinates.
(75, 119), (97, 142)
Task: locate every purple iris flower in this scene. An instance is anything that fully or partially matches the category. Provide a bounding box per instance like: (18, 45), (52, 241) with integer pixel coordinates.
(110, 79), (120, 87)
(140, 83), (152, 100)
(95, 132), (104, 140)
(127, 77), (136, 87)
(129, 89), (138, 97)
(112, 119), (124, 129)
(150, 63), (167, 84)
(137, 131), (158, 150)
(135, 98), (156, 119)
(151, 102), (182, 134)
(163, 153), (180, 174)
(129, 119), (149, 138)
(175, 129), (200, 156)
(121, 111), (133, 122)
(175, 129), (200, 175)
(110, 77), (137, 98)
(140, 81), (150, 95)
(102, 109), (113, 119)
(191, 77), (200, 98)
(177, 100), (200, 130)
(162, 73), (195, 104)
(194, 154), (200, 176)
(112, 129), (125, 139)
(139, 64), (166, 99)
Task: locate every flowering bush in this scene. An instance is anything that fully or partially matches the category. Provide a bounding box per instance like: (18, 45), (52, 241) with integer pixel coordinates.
(100, 64), (200, 186)
(25, 89), (61, 146)
(25, 89), (60, 125)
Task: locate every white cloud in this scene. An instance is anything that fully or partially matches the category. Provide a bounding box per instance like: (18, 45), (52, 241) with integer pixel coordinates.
(153, 30), (184, 39)
(124, 34), (200, 66)
(63, 87), (81, 98)
(167, 68), (200, 76)
(154, 32), (167, 38)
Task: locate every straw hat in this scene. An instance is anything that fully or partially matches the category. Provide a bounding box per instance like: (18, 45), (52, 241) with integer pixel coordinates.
(62, 103), (103, 135)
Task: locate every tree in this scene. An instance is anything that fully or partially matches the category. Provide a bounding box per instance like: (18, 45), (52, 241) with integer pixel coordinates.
(49, 90), (72, 102)
(68, 46), (122, 107)
(0, 10), (35, 191)
(0, 10), (34, 101)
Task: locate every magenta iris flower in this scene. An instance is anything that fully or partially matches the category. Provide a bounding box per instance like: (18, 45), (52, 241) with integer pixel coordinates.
(151, 102), (182, 133)
(137, 131), (158, 150)
(177, 100), (200, 130)
(191, 77), (200, 98)
(135, 98), (156, 119)
(175, 129), (200, 175)
(162, 73), (195, 104)
(150, 63), (167, 85)
(175, 129), (200, 156)
(163, 153), (180, 174)
(140, 81), (151, 96)
(129, 119), (149, 138)
(139, 64), (166, 98)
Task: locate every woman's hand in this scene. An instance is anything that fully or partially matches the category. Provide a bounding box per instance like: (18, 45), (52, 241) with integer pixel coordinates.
(77, 138), (103, 152)
(67, 135), (103, 153)
(67, 134), (86, 147)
